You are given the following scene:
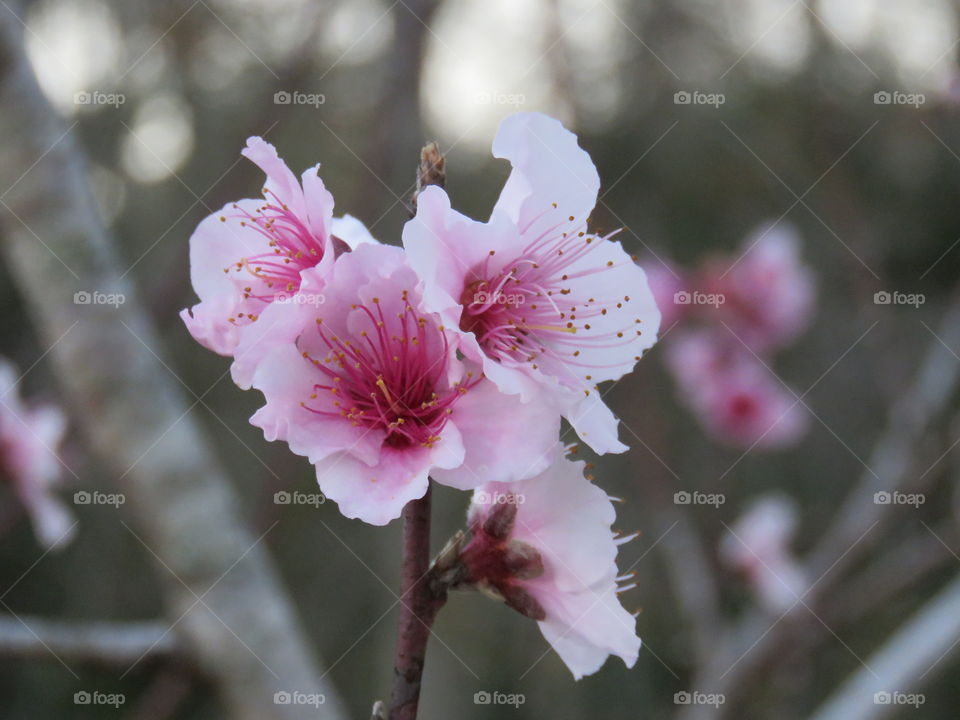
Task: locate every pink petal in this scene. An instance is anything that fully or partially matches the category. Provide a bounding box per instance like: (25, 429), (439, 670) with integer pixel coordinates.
(241, 137), (307, 218)
(315, 446), (433, 526)
(331, 214), (378, 249)
(432, 380), (560, 490)
(491, 112), (600, 232)
(250, 344), (382, 467)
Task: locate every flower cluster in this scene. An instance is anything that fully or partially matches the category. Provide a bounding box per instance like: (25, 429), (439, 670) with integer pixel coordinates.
(647, 223), (814, 449)
(0, 356), (73, 549)
(181, 113), (660, 677)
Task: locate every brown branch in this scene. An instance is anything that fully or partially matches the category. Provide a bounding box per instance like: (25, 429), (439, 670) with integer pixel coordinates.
(409, 142), (445, 214)
(388, 486), (446, 720)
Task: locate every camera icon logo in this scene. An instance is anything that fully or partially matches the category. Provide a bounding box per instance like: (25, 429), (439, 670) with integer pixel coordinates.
(274, 491), (291, 505)
(674, 691), (692, 704)
(874, 691), (891, 705)
(274, 691), (292, 704)
(274, 91), (292, 105)
(874, 491), (891, 505)
(874, 91), (891, 105)
(74, 291), (91, 305)
(74, 91), (92, 105)
(674, 290), (691, 305)
(74, 491), (91, 505)
(74, 691), (91, 704)
(674, 491), (691, 505)
(674, 91), (691, 105)
(474, 691), (491, 705)
(873, 291), (891, 305)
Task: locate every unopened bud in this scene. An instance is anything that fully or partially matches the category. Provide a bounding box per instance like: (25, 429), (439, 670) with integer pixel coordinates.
(501, 584), (546, 621)
(481, 501), (517, 540)
(503, 539), (544, 580)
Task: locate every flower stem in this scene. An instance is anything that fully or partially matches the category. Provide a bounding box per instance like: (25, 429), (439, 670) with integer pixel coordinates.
(389, 485), (445, 719)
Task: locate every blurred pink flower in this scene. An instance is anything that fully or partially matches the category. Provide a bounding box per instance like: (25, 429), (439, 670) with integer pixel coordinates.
(701, 223), (814, 353)
(461, 452), (640, 679)
(249, 243), (560, 525)
(403, 112), (660, 455)
(666, 331), (808, 449)
(720, 495), (807, 613)
(0, 358), (74, 549)
(643, 261), (687, 330)
(180, 137), (376, 387)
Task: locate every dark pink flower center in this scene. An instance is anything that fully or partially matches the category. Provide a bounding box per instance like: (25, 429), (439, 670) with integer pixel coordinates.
(302, 294), (474, 449)
(458, 216), (644, 383)
(728, 393), (758, 420)
(221, 189), (325, 318)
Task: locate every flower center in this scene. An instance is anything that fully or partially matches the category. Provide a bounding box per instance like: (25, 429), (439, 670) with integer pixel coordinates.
(302, 294), (473, 449)
(458, 214), (643, 387)
(729, 393), (758, 420)
(222, 189), (325, 316)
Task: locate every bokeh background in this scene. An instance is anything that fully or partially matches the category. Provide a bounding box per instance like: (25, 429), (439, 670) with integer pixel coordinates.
(2, 0), (960, 718)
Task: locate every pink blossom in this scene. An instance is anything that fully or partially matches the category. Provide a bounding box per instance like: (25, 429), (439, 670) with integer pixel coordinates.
(248, 243), (561, 525)
(701, 223), (814, 353)
(720, 495), (807, 612)
(460, 452), (640, 679)
(403, 113), (660, 455)
(180, 137), (376, 387)
(0, 358), (74, 549)
(665, 331), (808, 449)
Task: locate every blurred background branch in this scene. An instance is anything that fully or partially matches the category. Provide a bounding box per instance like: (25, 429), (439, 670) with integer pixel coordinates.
(0, 4), (346, 718)
(810, 572), (960, 720)
(0, 615), (178, 665)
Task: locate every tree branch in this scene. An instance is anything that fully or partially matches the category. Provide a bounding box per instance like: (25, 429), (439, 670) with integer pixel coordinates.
(678, 296), (960, 720)
(0, 615), (178, 665)
(388, 486), (446, 720)
(809, 574), (960, 720)
(0, 6), (346, 718)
